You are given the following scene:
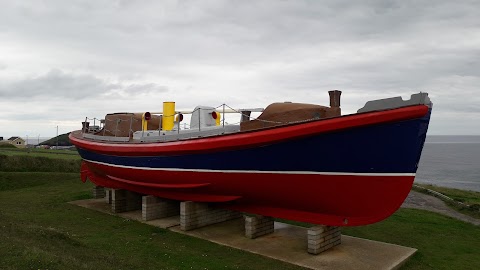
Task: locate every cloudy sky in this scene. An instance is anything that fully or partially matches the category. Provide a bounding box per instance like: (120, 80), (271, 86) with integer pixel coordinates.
(1, 0), (479, 138)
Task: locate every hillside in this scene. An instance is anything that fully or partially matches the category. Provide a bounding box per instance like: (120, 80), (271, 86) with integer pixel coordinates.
(40, 133), (73, 146)
(0, 142), (16, 148)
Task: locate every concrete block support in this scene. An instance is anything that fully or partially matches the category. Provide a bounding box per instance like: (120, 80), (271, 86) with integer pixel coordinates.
(105, 188), (112, 204)
(244, 215), (274, 239)
(92, 186), (105, 199)
(111, 189), (142, 213)
(142, 196), (180, 221)
(180, 201), (242, 231)
(308, 225), (341, 255)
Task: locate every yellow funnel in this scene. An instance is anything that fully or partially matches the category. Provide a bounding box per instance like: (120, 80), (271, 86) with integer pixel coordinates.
(142, 112), (151, 131)
(162, 102), (175, 131)
(215, 112), (221, 126)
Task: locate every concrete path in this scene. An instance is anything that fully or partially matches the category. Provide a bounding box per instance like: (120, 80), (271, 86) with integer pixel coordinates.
(72, 198), (417, 270)
(401, 190), (480, 226)
(171, 219), (416, 270)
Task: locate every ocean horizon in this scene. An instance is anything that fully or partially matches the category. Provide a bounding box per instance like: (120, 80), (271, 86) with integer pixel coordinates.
(415, 135), (480, 192)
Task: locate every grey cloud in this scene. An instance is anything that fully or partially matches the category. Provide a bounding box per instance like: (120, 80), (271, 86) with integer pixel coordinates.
(3, 111), (52, 121)
(122, 83), (168, 95)
(0, 69), (118, 100)
(0, 69), (168, 101)
(2, 1), (479, 71)
(1, 1), (480, 136)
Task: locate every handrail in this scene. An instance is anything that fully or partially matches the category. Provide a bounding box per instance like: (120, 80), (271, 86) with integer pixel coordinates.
(80, 102), (323, 140)
(128, 107), (264, 115)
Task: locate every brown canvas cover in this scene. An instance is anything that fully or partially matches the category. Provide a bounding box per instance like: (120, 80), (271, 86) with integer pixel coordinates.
(95, 113), (162, 137)
(240, 102), (341, 131)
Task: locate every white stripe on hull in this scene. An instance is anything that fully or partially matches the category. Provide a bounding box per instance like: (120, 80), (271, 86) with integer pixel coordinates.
(84, 159), (416, 177)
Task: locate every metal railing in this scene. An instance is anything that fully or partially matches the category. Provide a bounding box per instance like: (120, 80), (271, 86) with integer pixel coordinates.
(81, 102), (323, 142)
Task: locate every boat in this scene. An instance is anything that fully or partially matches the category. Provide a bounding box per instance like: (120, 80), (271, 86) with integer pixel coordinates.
(69, 90), (432, 226)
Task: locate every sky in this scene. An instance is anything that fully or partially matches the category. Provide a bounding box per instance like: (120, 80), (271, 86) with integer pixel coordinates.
(0, 0), (479, 138)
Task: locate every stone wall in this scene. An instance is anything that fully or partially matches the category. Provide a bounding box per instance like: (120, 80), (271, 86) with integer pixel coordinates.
(111, 189), (142, 213)
(244, 215), (274, 239)
(180, 201), (242, 231)
(308, 225), (341, 254)
(92, 186), (105, 199)
(142, 195), (180, 221)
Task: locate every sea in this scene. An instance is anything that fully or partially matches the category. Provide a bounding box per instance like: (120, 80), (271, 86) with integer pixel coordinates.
(415, 135), (480, 192)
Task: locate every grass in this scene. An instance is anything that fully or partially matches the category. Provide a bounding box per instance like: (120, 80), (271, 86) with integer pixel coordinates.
(279, 209), (480, 269)
(0, 148), (80, 160)
(0, 142), (16, 148)
(0, 173), (479, 269)
(343, 209), (480, 270)
(1, 153), (479, 270)
(0, 172), (304, 270)
(0, 154), (81, 173)
(413, 184), (480, 219)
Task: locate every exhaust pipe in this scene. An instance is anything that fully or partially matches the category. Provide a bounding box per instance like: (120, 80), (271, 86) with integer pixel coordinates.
(328, 90), (341, 108)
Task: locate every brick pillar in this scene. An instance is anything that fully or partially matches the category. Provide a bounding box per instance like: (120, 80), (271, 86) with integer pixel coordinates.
(92, 186), (105, 199)
(180, 201), (242, 231)
(308, 225), (341, 254)
(111, 189), (142, 213)
(244, 215), (274, 239)
(142, 196), (180, 221)
(105, 188), (112, 204)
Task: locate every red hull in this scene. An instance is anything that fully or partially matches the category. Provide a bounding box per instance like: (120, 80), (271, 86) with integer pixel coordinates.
(83, 161), (414, 226)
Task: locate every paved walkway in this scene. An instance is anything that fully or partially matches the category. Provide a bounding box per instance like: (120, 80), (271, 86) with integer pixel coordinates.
(72, 198), (417, 270)
(401, 190), (480, 226)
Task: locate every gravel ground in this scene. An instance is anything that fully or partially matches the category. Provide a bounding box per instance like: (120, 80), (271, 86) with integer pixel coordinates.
(401, 190), (480, 226)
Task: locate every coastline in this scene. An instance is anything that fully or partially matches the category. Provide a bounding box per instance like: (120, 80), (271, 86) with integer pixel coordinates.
(416, 135), (480, 192)
(402, 190), (480, 226)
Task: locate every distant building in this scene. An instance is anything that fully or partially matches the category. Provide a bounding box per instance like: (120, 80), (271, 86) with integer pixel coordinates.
(0, 136), (3, 141)
(7, 136), (26, 148)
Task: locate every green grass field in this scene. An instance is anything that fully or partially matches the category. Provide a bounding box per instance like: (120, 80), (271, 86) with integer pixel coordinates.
(343, 210), (480, 270)
(0, 154), (479, 269)
(0, 142), (16, 148)
(0, 154), (81, 173)
(0, 172), (303, 270)
(0, 148), (80, 160)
